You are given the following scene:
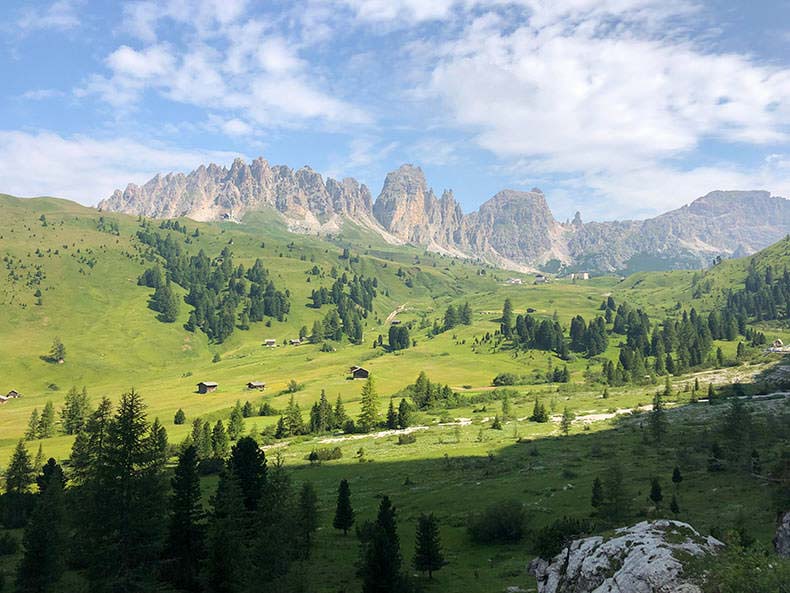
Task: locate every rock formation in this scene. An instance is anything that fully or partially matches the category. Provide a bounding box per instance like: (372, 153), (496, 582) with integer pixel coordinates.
(99, 157), (790, 273)
(528, 520), (723, 593)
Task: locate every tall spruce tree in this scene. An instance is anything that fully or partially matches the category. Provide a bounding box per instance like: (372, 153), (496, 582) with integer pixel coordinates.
(296, 482), (319, 558)
(333, 479), (354, 535)
(5, 440), (35, 494)
(15, 459), (67, 593)
(164, 445), (205, 592)
(413, 513), (445, 578)
(359, 495), (404, 593)
(358, 376), (379, 433)
(61, 386), (91, 434)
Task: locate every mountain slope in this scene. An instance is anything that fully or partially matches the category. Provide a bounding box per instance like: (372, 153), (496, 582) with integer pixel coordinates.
(97, 158), (790, 273)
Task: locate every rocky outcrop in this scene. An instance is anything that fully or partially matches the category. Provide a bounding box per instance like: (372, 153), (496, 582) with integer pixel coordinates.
(99, 157), (383, 236)
(775, 512), (790, 558)
(528, 520), (723, 593)
(100, 157), (790, 273)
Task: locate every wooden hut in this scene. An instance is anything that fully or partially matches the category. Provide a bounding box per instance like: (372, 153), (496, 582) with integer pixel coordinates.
(247, 381), (266, 391)
(349, 366), (370, 380)
(197, 381), (218, 394)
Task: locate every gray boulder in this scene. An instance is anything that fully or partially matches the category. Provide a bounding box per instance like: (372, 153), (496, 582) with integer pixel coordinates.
(528, 520), (723, 593)
(775, 511), (790, 558)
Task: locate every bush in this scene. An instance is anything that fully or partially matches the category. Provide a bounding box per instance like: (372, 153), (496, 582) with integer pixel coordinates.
(258, 402), (278, 416)
(397, 433), (417, 445)
(286, 379), (304, 393)
(468, 500), (528, 543)
(533, 516), (595, 559)
(306, 447), (343, 462)
(0, 533), (18, 556)
(492, 372), (526, 386)
(197, 457), (225, 476)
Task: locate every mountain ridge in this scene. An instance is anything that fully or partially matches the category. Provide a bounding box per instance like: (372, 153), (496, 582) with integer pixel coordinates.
(97, 158), (790, 273)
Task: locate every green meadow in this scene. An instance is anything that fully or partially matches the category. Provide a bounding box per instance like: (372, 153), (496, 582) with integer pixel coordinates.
(1, 194), (788, 591)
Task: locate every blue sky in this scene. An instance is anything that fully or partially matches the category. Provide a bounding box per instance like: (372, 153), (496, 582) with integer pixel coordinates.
(1, 0), (789, 220)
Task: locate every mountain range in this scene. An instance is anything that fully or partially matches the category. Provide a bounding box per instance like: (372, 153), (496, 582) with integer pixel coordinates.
(98, 158), (790, 273)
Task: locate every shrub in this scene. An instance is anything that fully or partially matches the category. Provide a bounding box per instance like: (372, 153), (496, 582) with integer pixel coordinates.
(397, 433), (417, 445)
(492, 372), (527, 386)
(468, 500), (528, 543)
(258, 402), (278, 416)
(0, 533), (18, 556)
(533, 517), (595, 559)
(306, 447), (343, 462)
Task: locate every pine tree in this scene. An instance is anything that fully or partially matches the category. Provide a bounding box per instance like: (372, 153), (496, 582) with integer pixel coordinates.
(37, 401), (56, 438)
(358, 376), (379, 433)
(5, 440), (34, 493)
(649, 477), (663, 509)
(359, 495), (403, 593)
(501, 298), (514, 336)
(48, 337), (65, 363)
(672, 466), (683, 491)
(334, 395), (348, 429)
(164, 446), (205, 592)
(707, 382), (716, 404)
(602, 459), (630, 522)
(670, 494), (680, 514)
(174, 408), (186, 425)
(397, 399), (411, 429)
(386, 398), (398, 429)
(501, 393), (511, 420)
(207, 467), (247, 593)
(284, 395), (305, 436)
(25, 409), (40, 441)
(33, 443), (44, 472)
(228, 400), (245, 440)
(650, 392), (667, 444)
(80, 389), (167, 592)
(413, 513), (445, 578)
(333, 479), (354, 535)
(61, 385), (91, 434)
(212, 420), (230, 458)
(560, 407), (574, 436)
(297, 482), (319, 558)
(591, 477), (604, 512)
(15, 459), (67, 593)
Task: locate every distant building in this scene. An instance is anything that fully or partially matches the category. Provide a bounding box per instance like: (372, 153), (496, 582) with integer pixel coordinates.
(349, 366), (370, 380)
(247, 381), (266, 390)
(506, 277), (523, 285)
(197, 381), (218, 394)
(570, 272), (590, 280)
(773, 339), (784, 348)
(390, 319), (402, 325)
(289, 338), (302, 346)
(6, 390), (21, 398)
(264, 339), (277, 347)
(534, 274), (548, 284)
(0, 396), (7, 404)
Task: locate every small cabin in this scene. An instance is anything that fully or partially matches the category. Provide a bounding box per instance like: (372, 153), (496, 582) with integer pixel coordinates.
(349, 366), (370, 380)
(197, 381), (218, 394)
(534, 274), (548, 285)
(289, 338), (302, 346)
(6, 390), (21, 399)
(773, 339), (784, 349)
(0, 396), (8, 404)
(506, 277), (523, 285)
(247, 381), (266, 391)
(390, 319), (402, 325)
(264, 339), (277, 347)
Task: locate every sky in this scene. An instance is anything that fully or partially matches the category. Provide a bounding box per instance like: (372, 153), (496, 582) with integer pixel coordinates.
(1, 0), (790, 221)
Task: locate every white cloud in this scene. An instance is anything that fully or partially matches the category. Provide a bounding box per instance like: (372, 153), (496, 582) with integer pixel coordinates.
(0, 130), (243, 205)
(16, 0), (81, 32)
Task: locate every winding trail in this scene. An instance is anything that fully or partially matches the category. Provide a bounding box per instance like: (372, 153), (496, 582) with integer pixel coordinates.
(385, 304), (407, 324)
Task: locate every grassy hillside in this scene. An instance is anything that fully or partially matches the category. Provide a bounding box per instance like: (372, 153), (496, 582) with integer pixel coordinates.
(0, 195), (788, 592)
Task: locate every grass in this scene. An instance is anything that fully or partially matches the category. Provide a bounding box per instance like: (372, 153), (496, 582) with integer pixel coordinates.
(0, 194), (788, 591)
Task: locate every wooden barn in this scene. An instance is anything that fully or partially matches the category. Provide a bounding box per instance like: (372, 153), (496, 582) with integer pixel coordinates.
(264, 339), (277, 347)
(289, 338), (302, 346)
(197, 381), (218, 394)
(247, 381), (266, 391)
(6, 390), (21, 398)
(349, 366), (370, 380)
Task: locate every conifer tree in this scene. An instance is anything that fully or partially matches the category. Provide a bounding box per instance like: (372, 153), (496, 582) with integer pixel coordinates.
(386, 398), (398, 429)
(413, 513), (445, 578)
(501, 298), (514, 336)
(333, 479), (354, 535)
(61, 385), (91, 434)
(359, 495), (403, 593)
(15, 459), (66, 593)
(164, 446), (205, 592)
(358, 376), (379, 433)
(5, 440), (34, 494)
(670, 494), (680, 515)
(591, 477), (604, 512)
(650, 392), (667, 444)
(334, 395), (348, 429)
(297, 482), (319, 558)
(284, 395), (305, 436)
(397, 399), (411, 429)
(174, 408), (186, 425)
(602, 459), (630, 522)
(649, 477), (663, 509)
(212, 420), (230, 459)
(228, 400), (245, 440)
(37, 401), (56, 439)
(672, 466), (683, 491)
(207, 467), (247, 593)
(49, 337), (65, 363)
(560, 407), (574, 436)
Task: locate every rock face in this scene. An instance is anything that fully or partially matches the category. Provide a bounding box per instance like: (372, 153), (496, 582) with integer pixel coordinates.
(99, 157), (790, 273)
(775, 512), (790, 558)
(528, 520), (723, 593)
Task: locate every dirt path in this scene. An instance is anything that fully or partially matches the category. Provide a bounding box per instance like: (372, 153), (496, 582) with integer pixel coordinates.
(385, 304), (407, 324)
(317, 417), (473, 444)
